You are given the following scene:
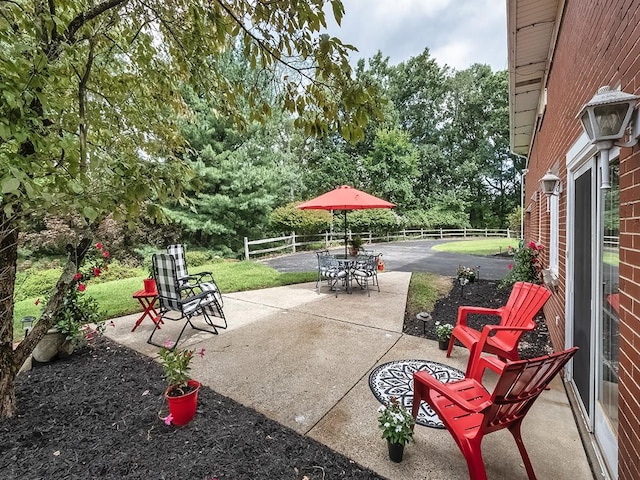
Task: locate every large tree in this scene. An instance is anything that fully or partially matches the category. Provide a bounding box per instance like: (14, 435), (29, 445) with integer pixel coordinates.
(0, 0), (380, 418)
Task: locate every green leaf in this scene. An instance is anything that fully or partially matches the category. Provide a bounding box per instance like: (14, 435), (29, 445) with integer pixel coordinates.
(1, 177), (20, 194)
(83, 206), (98, 221)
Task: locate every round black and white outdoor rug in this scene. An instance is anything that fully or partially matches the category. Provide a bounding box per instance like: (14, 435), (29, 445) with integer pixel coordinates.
(368, 359), (465, 429)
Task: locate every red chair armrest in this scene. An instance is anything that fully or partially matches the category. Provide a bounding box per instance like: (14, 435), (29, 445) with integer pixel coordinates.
(414, 372), (492, 413)
(457, 306), (504, 326)
(466, 324), (531, 380)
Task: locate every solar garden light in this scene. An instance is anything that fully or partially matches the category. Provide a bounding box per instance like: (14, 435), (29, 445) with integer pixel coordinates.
(21, 316), (35, 335)
(577, 86), (640, 189)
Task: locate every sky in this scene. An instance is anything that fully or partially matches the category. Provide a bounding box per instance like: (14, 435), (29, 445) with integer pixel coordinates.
(324, 0), (508, 72)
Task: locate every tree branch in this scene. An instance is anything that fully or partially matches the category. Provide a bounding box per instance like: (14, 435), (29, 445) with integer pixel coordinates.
(215, 0), (323, 86)
(78, 39), (96, 170)
(65, 0), (129, 44)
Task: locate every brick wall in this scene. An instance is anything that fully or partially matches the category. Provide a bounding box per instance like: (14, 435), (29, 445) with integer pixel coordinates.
(524, 1), (640, 478)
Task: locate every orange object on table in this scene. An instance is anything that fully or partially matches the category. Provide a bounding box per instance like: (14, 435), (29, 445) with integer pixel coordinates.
(131, 287), (163, 332)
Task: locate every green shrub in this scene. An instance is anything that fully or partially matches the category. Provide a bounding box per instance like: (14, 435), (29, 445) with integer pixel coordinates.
(269, 203), (332, 235)
(14, 268), (62, 302)
(506, 207), (522, 234)
(186, 250), (210, 267)
(49, 288), (105, 344)
(346, 209), (398, 234)
(93, 260), (143, 283)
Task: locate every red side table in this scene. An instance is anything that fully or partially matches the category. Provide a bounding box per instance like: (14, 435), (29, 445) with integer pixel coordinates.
(131, 287), (163, 332)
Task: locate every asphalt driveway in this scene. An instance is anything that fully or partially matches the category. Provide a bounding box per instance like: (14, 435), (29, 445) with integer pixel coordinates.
(260, 238), (514, 280)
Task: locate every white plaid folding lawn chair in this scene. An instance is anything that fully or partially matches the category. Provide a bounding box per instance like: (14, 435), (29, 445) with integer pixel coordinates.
(148, 253), (226, 349)
(167, 244), (223, 307)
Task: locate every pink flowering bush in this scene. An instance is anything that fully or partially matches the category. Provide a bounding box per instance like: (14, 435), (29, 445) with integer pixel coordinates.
(40, 242), (111, 343)
(500, 241), (544, 288)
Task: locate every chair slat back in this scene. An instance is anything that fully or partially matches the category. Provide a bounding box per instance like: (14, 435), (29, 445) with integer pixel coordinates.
(167, 244), (188, 280)
(498, 282), (551, 341)
(152, 253), (182, 311)
(482, 347), (577, 433)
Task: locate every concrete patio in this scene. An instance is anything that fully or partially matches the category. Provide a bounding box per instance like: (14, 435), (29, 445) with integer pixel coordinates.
(106, 271), (593, 479)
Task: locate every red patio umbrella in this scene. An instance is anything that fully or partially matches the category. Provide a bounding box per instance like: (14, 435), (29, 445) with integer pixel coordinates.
(297, 185), (395, 256)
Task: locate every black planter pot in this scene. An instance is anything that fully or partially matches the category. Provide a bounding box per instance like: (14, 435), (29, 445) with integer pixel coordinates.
(438, 339), (449, 350)
(387, 440), (404, 463)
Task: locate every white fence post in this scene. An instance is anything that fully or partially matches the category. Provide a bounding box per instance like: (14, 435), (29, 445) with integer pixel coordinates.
(244, 236), (250, 260)
(291, 231), (296, 253)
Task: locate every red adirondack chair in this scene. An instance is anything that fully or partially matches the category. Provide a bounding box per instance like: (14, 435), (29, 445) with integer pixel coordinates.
(447, 281), (551, 374)
(412, 345), (578, 480)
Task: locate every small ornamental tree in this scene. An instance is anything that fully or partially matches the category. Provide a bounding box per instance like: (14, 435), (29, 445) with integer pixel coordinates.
(0, 0), (381, 418)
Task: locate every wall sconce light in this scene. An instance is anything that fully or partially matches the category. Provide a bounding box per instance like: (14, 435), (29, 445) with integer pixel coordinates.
(577, 86), (640, 189)
(540, 170), (561, 197)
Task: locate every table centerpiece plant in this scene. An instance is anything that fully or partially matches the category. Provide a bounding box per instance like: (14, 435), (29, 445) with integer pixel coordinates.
(349, 235), (364, 256)
(158, 341), (206, 426)
(377, 396), (415, 463)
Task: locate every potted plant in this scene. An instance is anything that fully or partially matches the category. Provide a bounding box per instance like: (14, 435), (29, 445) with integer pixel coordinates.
(349, 235), (364, 256)
(33, 242), (109, 362)
(377, 396), (415, 462)
(435, 321), (454, 350)
(456, 265), (477, 285)
(158, 341), (205, 426)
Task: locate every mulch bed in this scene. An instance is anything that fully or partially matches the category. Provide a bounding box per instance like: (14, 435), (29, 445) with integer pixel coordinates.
(403, 278), (552, 359)
(1, 338), (383, 480)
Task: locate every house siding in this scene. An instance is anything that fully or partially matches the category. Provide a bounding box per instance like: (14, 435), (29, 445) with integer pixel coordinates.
(523, 1), (640, 478)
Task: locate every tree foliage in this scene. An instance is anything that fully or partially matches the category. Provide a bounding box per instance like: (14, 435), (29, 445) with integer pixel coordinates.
(0, 0), (381, 418)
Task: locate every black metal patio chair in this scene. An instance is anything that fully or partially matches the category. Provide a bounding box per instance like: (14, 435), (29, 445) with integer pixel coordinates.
(351, 253), (380, 296)
(316, 251), (347, 296)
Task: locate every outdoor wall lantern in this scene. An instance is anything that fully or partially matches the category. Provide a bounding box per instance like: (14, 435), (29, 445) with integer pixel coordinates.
(577, 86), (640, 189)
(540, 170), (561, 197)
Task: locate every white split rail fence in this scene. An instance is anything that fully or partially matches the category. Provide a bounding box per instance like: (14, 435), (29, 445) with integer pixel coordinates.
(244, 228), (515, 260)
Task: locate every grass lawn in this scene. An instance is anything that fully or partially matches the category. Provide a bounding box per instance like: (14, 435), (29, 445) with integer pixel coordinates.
(405, 272), (453, 317)
(13, 261), (316, 339)
(432, 237), (517, 256)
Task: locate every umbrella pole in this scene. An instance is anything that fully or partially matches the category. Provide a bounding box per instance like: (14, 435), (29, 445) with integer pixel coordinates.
(344, 210), (348, 257)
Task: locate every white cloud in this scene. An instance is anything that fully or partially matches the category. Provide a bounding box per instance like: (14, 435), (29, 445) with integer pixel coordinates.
(324, 0), (507, 71)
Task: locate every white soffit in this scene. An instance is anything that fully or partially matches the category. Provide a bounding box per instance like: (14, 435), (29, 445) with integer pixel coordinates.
(508, 0), (564, 156)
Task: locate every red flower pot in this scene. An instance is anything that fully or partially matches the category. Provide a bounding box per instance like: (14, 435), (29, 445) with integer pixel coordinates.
(143, 278), (156, 294)
(165, 380), (201, 426)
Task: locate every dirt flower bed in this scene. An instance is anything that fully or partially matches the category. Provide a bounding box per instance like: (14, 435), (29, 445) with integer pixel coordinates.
(1, 338), (383, 480)
(404, 278), (552, 359)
